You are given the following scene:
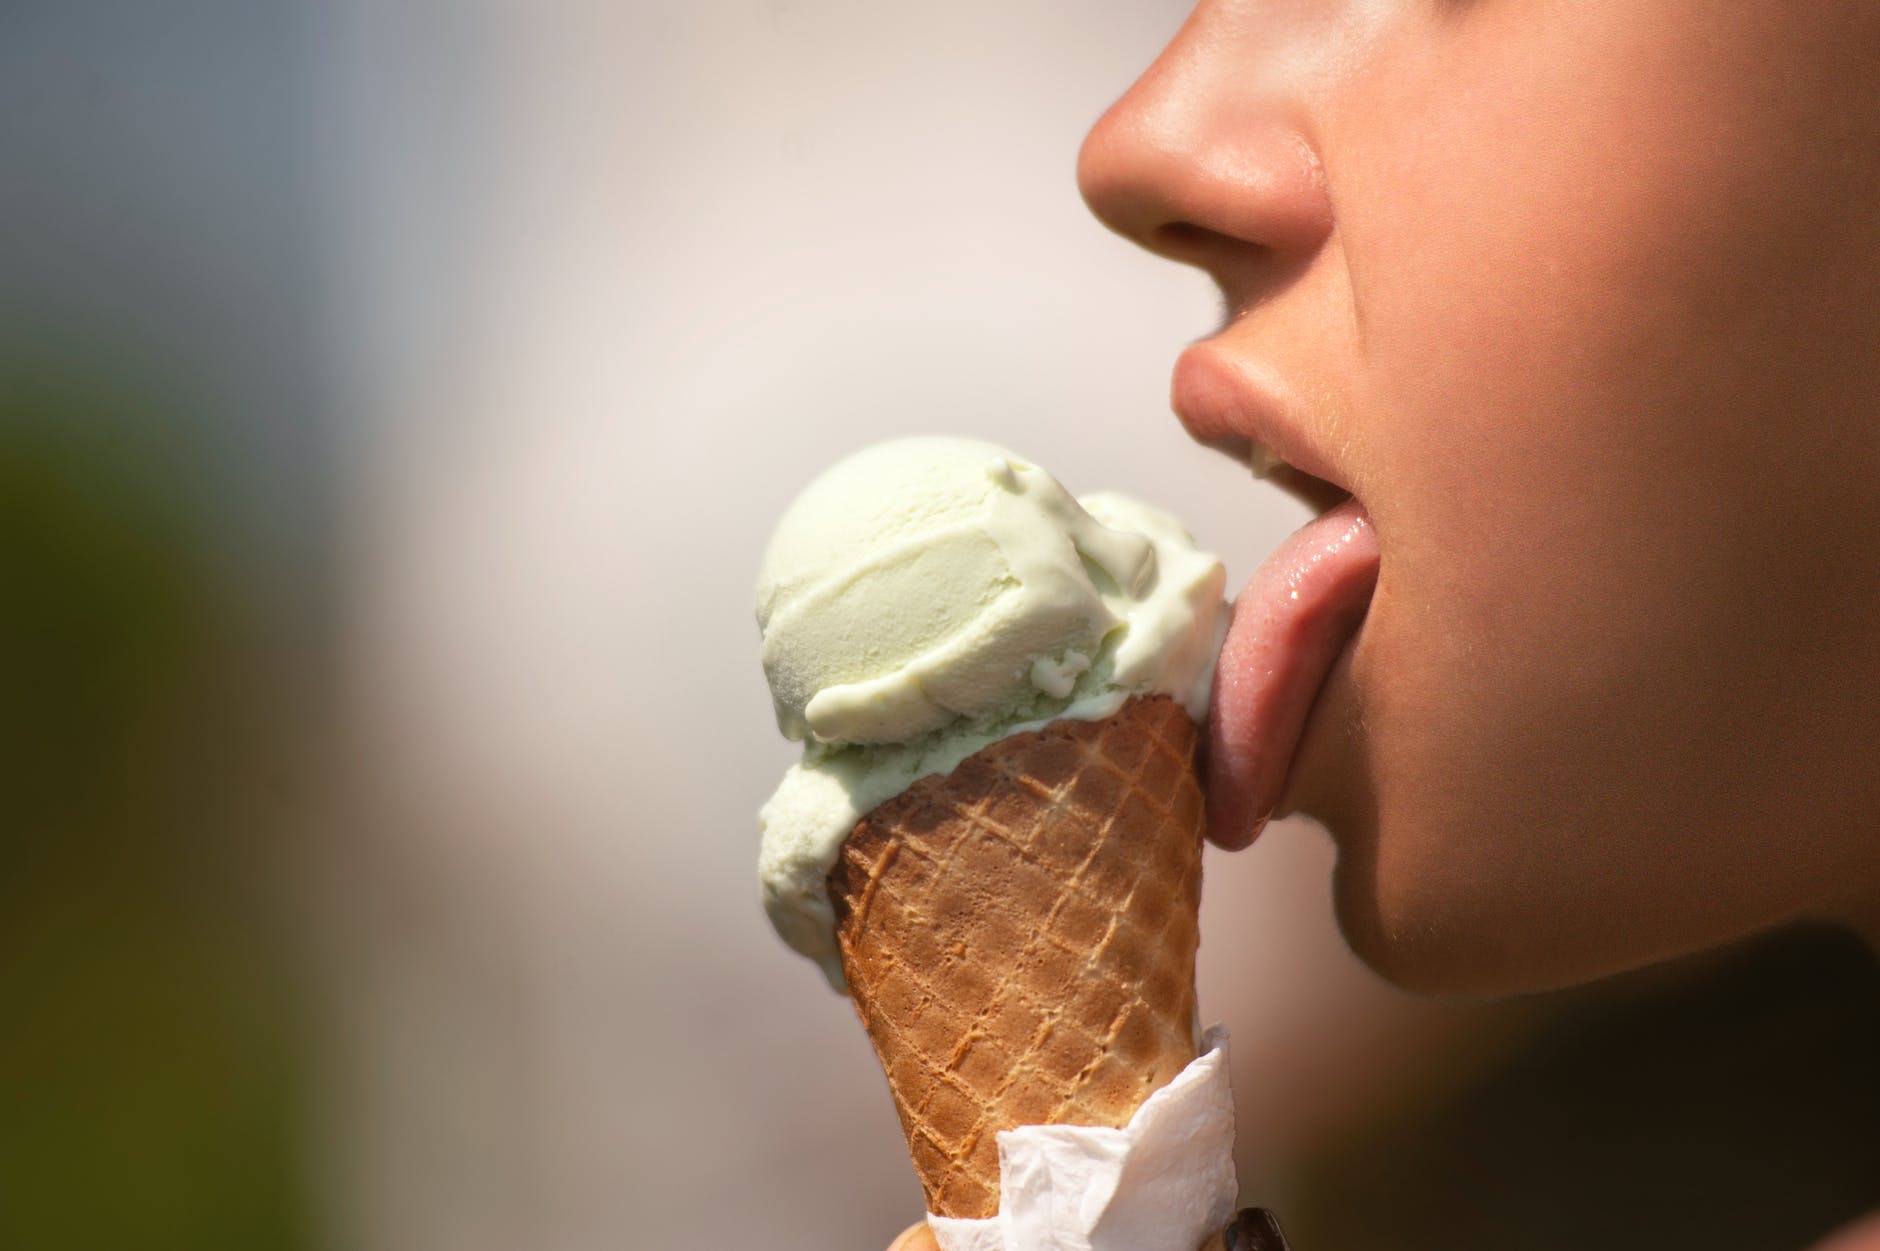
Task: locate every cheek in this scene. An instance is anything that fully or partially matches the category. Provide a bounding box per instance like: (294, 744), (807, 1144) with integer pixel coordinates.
(1305, 2), (1880, 989)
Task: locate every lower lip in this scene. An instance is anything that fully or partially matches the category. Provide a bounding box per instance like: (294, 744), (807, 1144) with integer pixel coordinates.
(1208, 497), (1380, 848)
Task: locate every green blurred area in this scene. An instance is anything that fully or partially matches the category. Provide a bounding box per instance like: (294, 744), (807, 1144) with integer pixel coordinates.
(0, 369), (310, 1251)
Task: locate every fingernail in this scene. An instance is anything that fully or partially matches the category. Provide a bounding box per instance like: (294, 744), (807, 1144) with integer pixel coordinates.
(1227, 1207), (1291, 1251)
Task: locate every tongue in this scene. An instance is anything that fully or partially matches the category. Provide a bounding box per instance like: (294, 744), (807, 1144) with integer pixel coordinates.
(1208, 497), (1380, 848)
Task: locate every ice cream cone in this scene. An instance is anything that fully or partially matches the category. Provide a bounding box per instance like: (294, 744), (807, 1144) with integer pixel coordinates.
(828, 694), (1207, 1220)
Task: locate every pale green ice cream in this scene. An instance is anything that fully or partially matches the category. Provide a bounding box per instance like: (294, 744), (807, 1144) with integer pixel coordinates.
(757, 437), (1229, 989)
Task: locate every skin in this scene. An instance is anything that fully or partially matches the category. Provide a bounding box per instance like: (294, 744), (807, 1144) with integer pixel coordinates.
(1076, 0), (1880, 998)
(881, 1), (1879, 1244)
(889, 1224), (939, 1251)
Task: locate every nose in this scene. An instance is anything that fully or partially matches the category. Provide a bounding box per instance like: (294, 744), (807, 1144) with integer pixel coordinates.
(1077, 9), (1333, 275)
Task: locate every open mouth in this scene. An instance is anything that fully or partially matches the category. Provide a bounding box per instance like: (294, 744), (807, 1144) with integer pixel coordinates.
(1260, 460), (1352, 517)
(1190, 425), (1354, 516)
(1168, 338), (1377, 846)
(1186, 414), (1351, 519)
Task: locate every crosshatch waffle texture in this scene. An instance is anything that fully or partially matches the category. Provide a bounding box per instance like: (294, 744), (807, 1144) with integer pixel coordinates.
(829, 695), (1207, 1220)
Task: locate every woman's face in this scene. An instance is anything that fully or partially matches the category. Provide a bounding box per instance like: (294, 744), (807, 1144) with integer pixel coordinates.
(1079, 0), (1880, 994)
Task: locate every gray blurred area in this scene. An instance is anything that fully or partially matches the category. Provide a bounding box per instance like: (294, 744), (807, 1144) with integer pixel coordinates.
(3, 4), (1874, 1251)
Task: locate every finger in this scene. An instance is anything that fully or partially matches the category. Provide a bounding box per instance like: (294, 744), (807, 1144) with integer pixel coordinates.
(887, 1219), (940, 1251)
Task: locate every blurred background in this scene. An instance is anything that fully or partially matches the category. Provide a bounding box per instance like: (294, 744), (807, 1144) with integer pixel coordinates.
(3, 3), (1875, 1250)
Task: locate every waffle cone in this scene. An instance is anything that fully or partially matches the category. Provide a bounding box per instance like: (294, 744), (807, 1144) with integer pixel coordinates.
(829, 695), (1206, 1220)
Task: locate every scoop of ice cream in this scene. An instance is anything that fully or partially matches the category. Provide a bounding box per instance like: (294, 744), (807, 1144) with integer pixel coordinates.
(756, 437), (1228, 987)
(760, 437), (1155, 746)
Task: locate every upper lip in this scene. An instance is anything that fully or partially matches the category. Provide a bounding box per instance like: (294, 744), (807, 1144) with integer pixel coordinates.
(1171, 340), (1352, 513)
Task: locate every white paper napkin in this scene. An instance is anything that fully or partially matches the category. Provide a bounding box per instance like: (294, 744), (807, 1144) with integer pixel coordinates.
(925, 1026), (1237, 1251)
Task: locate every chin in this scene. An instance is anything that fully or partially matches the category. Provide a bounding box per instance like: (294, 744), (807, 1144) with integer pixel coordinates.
(1290, 665), (1642, 998)
(1318, 810), (1645, 1000)
(1327, 871), (1508, 997)
(1322, 832), (1477, 997)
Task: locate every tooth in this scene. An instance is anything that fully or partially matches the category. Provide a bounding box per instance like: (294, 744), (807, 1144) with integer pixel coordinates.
(1247, 442), (1286, 479)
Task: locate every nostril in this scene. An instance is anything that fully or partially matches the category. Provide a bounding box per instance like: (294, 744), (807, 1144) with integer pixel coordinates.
(1150, 220), (1248, 267)
(1155, 221), (1218, 251)
(1150, 221), (1287, 283)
